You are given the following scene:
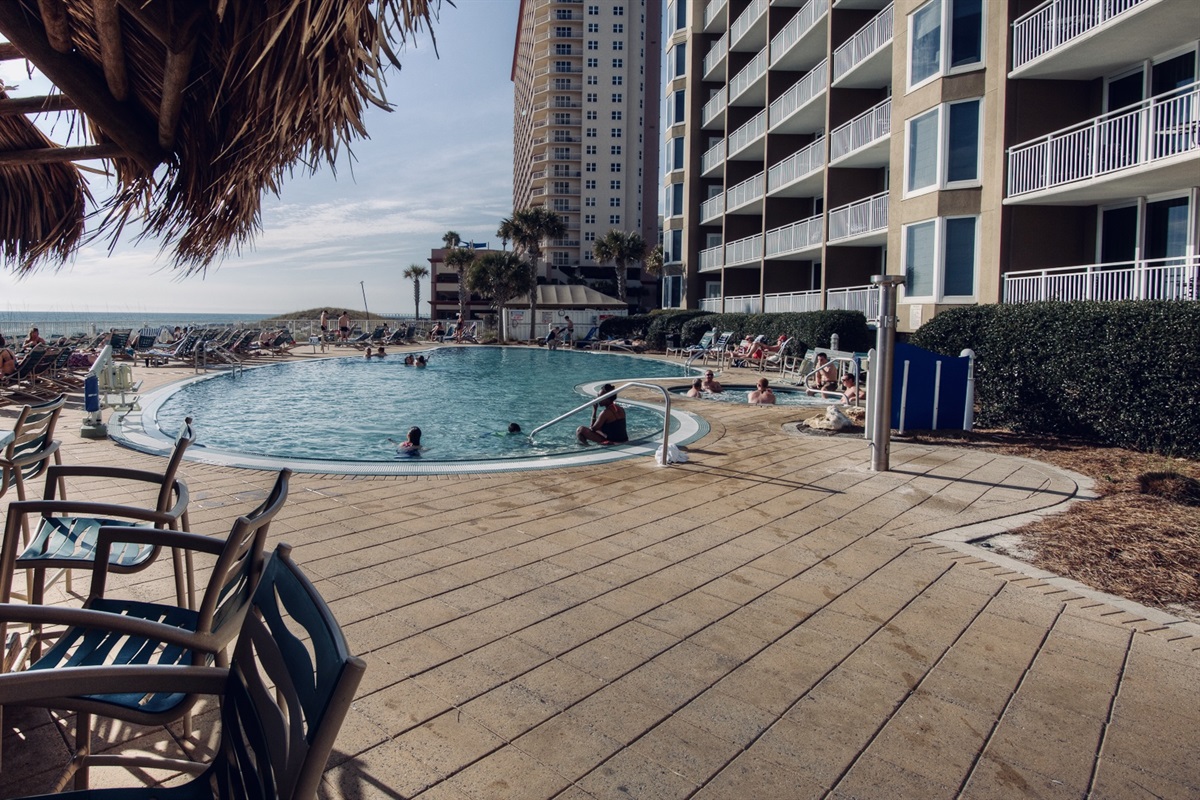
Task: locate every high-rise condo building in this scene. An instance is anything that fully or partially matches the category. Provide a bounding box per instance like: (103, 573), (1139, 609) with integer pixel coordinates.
(664, 0), (1198, 331)
(512, 0), (663, 307)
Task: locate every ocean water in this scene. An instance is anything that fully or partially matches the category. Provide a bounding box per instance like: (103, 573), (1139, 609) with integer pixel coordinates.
(0, 311), (274, 339)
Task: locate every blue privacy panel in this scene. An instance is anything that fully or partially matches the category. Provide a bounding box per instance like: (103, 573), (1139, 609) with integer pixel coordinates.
(890, 342), (970, 431)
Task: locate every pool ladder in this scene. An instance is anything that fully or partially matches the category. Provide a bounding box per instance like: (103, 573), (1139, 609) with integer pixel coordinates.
(529, 381), (675, 463)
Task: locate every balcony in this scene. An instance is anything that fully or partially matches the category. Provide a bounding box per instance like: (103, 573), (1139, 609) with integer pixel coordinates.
(1003, 256), (1200, 303)
(703, 0), (728, 32)
(535, 28), (581, 43)
(533, 100), (583, 111)
(731, 0), (769, 51)
(702, 140), (727, 177)
(545, 187), (581, 196)
(699, 297), (722, 312)
(729, 47), (769, 106)
(703, 32), (729, 79)
(768, 59), (828, 134)
(723, 294), (763, 313)
(828, 190), (888, 244)
(764, 290), (822, 313)
(765, 215), (823, 259)
(832, 3), (892, 88)
(1011, 0), (1198, 80)
(726, 233), (764, 266)
(827, 284), (880, 318)
(728, 108), (768, 160)
(536, 64), (583, 77)
(726, 172), (766, 214)
(700, 244), (725, 272)
(768, 137), (826, 197)
(701, 194), (726, 224)
(829, 97), (891, 167)
(1006, 81), (1200, 205)
(702, 86), (728, 129)
(770, 0), (829, 71)
(534, 117), (582, 128)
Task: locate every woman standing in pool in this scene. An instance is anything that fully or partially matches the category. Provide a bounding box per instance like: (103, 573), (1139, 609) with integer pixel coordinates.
(577, 384), (628, 445)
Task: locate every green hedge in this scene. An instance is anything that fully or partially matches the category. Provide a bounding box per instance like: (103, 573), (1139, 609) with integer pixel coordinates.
(910, 302), (1200, 457)
(597, 310), (712, 349)
(679, 310), (873, 355)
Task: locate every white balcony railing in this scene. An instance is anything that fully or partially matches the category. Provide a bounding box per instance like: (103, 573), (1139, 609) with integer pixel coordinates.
(832, 3), (893, 81)
(765, 215), (823, 257)
(828, 191), (888, 241)
(768, 59), (828, 129)
(704, 32), (729, 78)
(721, 294), (763, 313)
(768, 137), (826, 192)
(728, 108), (768, 156)
(700, 245), (725, 272)
(702, 140), (727, 174)
(700, 297), (723, 312)
(704, 0), (728, 30)
(729, 47), (769, 102)
(827, 285), (880, 318)
(701, 194), (726, 223)
(702, 86), (728, 127)
(726, 233), (764, 266)
(731, 0), (768, 46)
(1007, 81), (1200, 197)
(726, 172), (766, 211)
(830, 97), (891, 161)
(765, 290), (822, 313)
(1012, 0), (1147, 71)
(1003, 256), (1200, 303)
(771, 0), (829, 67)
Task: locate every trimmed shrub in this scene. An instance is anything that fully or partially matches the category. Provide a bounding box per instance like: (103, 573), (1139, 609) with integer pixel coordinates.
(597, 314), (651, 341)
(645, 310), (711, 349)
(910, 301), (1200, 457)
(680, 310), (872, 354)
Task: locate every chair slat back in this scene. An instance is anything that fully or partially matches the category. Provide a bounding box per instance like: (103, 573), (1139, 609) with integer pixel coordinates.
(215, 543), (365, 800)
(1, 394), (65, 495)
(153, 418), (197, 514)
(202, 470), (291, 648)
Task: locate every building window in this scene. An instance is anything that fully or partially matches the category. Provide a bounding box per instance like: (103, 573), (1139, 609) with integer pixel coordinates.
(668, 182), (684, 216)
(588, 22), (599, 32)
(585, 214), (596, 224)
(674, 43), (687, 78)
(587, 57), (598, 68)
(586, 145), (597, 154)
(610, 162), (621, 172)
(555, 44), (573, 55)
(613, 23), (624, 33)
(587, 92), (597, 102)
(612, 58), (623, 68)
(586, 162), (597, 172)
(611, 128), (623, 138)
(553, 181), (570, 194)
(588, 40), (599, 50)
(613, 5), (624, 15)
(588, 4), (599, 14)
(613, 41), (624, 50)
(612, 110), (623, 120)
(611, 92), (623, 103)
(908, 0), (983, 89)
(610, 180), (621, 190)
(586, 110), (598, 120)
(557, 9), (573, 19)
(670, 137), (684, 170)
(584, 251), (593, 261)
(672, 90), (685, 124)
(555, 112), (572, 124)
(586, 197), (597, 207)
(585, 179), (597, 189)
(610, 214), (621, 225)
(611, 145), (622, 155)
(610, 197), (621, 207)
(904, 98), (981, 194)
(612, 75), (623, 85)
(554, 60), (572, 73)
(903, 216), (978, 300)
(585, 231), (596, 242)
(587, 75), (598, 85)
(586, 127), (597, 137)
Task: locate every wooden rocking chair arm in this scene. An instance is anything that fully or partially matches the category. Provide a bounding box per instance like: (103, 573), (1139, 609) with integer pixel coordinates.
(0, 604), (226, 654)
(0, 664), (227, 705)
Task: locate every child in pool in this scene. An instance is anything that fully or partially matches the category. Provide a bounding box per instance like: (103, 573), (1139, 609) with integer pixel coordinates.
(389, 427), (423, 455)
(415, 355), (427, 367)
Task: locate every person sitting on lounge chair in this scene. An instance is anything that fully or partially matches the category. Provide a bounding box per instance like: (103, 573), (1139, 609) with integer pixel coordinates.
(23, 327), (46, 350)
(0, 335), (16, 376)
(428, 322), (444, 341)
(577, 384), (628, 445)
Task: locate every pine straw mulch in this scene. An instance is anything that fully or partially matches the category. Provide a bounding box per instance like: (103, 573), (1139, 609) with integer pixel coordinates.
(902, 429), (1200, 621)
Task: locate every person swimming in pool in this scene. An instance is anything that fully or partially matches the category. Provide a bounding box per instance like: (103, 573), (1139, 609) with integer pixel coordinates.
(576, 383), (628, 445)
(415, 355), (427, 367)
(389, 426), (423, 455)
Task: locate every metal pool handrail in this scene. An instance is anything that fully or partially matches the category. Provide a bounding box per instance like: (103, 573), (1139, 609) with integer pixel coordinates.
(528, 382), (674, 461)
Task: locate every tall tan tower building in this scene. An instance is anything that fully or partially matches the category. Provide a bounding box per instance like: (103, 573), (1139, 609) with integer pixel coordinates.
(512, 0), (662, 305)
(666, 0), (1198, 330)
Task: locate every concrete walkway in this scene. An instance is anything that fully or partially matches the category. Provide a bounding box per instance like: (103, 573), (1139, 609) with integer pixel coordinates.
(1, 355), (1197, 799)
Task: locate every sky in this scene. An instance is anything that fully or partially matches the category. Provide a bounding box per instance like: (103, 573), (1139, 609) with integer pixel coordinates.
(0, 0), (520, 318)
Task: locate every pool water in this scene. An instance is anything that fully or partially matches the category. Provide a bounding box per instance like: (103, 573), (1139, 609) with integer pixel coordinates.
(154, 347), (697, 462)
(670, 384), (833, 406)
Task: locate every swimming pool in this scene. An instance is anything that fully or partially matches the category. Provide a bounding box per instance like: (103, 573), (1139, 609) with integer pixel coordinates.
(119, 347), (707, 474)
(669, 384), (833, 406)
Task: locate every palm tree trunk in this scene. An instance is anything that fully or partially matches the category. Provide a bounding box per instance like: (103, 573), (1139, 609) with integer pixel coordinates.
(616, 260), (628, 303)
(413, 279), (421, 320)
(458, 267), (468, 324)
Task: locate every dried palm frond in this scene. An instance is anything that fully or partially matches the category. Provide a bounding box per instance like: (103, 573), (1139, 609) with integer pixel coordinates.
(0, 90), (89, 272)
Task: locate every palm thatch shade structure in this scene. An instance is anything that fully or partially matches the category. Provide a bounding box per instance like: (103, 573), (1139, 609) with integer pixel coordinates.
(0, 0), (443, 274)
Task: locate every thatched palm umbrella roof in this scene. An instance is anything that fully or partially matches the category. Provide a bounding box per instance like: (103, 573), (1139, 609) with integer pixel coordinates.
(0, 0), (443, 274)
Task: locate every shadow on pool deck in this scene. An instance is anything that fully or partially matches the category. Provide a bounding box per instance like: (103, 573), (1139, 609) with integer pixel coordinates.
(2, 354), (1198, 799)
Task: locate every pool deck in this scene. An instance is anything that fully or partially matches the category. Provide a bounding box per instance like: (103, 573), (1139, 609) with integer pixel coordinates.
(1, 347), (1198, 799)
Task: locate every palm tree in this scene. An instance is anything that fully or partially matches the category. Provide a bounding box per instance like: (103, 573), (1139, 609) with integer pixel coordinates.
(508, 207), (566, 341)
(592, 229), (647, 304)
(443, 246), (476, 325)
(644, 244), (664, 277)
(442, 230), (461, 251)
(496, 217), (516, 251)
(401, 263), (429, 320)
(465, 251), (535, 341)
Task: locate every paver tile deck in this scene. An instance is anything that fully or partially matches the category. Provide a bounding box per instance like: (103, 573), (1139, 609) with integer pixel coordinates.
(1, 357), (1196, 798)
